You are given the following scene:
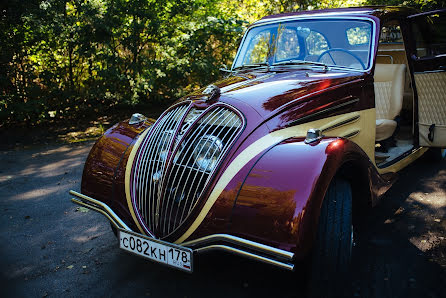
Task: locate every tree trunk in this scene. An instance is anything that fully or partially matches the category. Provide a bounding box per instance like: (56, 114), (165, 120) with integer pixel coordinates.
(68, 40), (74, 91)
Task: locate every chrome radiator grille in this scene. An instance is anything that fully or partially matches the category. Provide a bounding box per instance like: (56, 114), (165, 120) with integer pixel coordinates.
(130, 103), (243, 238)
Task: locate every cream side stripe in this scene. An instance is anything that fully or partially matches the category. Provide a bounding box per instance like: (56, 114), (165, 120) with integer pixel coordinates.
(125, 128), (152, 235)
(175, 108), (376, 243)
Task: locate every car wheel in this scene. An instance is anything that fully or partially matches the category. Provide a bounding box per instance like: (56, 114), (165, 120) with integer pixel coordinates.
(307, 177), (353, 298)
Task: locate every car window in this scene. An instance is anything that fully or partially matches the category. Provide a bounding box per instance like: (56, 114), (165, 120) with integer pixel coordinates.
(412, 12), (446, 58)
(276, 28), (300, 61)
(347, 26), (372, 45)
(379, 24), (404, 44)
(306, 31), (329, 55)
(243, 30), (271, 65)
(233, 19), (374, 70)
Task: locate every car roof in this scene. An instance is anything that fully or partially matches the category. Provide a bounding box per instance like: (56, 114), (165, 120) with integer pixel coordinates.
(254, 6), (420, 25)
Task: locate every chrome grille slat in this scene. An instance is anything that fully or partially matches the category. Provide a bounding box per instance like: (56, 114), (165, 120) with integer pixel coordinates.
(163, 108), (228, 234)
(186, 113), (240, 213)
(171, 110), (235, 231)
(140, 112), (173, 227)
(130, 103), (243, 238)
(137, 119), (164, 224)
(153, 105), (188, 229)
(133, 106), (185, 232)
(200, 116), (242, 195)
(139, 109), (175, 231)
(135, 118), (168, 232)
(160, 108), (223, 234)
(147, 106), (187, 231)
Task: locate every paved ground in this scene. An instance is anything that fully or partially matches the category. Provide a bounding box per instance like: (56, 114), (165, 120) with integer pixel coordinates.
(0, 141), (445, 298)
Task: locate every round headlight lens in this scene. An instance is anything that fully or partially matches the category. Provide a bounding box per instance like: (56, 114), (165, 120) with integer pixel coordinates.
(193, 135), (223, 172)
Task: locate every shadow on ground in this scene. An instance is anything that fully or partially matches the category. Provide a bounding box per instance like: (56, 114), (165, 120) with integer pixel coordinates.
(0, 141), (444, 297)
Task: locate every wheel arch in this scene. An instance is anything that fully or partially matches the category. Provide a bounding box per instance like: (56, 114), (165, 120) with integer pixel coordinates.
(336, 159), (373, 224)
(228, 137), (377, 259)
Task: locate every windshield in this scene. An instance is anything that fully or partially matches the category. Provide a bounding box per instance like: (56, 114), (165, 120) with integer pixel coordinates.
(233, 18), (374, 71)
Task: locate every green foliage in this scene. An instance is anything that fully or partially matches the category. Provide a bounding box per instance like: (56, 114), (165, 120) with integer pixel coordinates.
(0, 0), (245, 125)
(367, 0), (446, 11)
(0, 0), (442, 127)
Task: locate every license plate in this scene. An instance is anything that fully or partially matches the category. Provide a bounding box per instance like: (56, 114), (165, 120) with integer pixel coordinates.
(119, 229), (193, 272)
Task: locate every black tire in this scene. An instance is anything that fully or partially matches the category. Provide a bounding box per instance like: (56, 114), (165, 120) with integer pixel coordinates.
(308, 177), (353, 298)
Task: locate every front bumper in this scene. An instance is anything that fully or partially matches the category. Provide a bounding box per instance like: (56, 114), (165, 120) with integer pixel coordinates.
(70, 190), (295, 271)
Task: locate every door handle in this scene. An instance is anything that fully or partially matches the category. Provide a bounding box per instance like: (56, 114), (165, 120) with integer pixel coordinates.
(428, 124), (435, 142)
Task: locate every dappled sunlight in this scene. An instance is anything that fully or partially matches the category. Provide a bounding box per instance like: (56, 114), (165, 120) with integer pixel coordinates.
(0, 174), (15, 183)
(64, 147), (92, 157)
(38, 159), (83, 177)
(407, 169), (446, 208)
(71, 224), (105, 244)
(31, 146), (72, 157)
(86, 226), (100, 234)
(9, 265), (34, 279)
(408, 191), (446, 208)
(16, 159), (82, 177)
(410, 231), (445, 252)
(18, 165), (38, 176)
(9, 185), (60, 201)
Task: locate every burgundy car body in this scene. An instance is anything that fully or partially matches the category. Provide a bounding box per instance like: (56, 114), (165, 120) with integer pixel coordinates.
(71, 6), (446, 271)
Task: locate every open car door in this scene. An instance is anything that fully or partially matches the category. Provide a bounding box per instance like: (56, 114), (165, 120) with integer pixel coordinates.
(407, 10), (446, 147)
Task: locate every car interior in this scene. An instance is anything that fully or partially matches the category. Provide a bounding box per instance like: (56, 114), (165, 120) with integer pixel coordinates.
(374, 21), (415, 167)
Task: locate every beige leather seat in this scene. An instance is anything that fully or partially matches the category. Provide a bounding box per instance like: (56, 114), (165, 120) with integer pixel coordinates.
(374, 64), (406, 141)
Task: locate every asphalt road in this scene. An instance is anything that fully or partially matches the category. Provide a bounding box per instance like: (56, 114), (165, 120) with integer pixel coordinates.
(0, 141), (445, 298)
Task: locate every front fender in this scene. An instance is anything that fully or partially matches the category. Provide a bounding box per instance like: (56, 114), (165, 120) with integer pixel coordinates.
(81, 119), (153, 229)
(229, 137), (374, 259)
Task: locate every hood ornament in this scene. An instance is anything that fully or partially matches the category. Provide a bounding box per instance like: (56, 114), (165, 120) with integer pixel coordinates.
(202, 84), (220, 102)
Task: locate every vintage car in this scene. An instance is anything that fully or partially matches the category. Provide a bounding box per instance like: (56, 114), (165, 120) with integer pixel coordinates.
(70, 6), (445, 295)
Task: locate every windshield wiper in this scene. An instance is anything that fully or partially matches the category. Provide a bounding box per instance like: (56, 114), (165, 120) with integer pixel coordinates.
(232, 63), (270, 71)
(271, 60), (329, 72)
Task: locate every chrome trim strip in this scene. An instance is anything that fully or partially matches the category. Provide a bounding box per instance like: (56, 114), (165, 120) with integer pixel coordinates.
(322, 114), (361, 132)
(70, 190), (131, 231)
(408, 9), (446, 18)
(253, 11), (374, 24)
(414, 70), (446, 74)
(342, 130), (360, 139)
(182, 234), (294, 260)
(376, 54), (394, 64)
(289, 97), (359, 126)
(231, 16), (377, 73)
(69, 190), (294, 270)
(194, 245), (294, 271)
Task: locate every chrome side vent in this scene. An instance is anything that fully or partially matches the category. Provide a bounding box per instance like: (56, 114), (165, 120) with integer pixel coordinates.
(130, 103), (243, 238)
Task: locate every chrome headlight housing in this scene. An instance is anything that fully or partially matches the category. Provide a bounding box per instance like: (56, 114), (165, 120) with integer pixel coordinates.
(192, 135), (223, 172)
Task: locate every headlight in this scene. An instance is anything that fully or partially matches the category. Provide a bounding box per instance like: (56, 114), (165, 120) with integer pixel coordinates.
(158, 130), (179, 162)
(193, 135), (223, 172)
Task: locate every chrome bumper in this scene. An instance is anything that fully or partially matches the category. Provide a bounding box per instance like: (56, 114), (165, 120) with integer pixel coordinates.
(70, 190), (295, 271)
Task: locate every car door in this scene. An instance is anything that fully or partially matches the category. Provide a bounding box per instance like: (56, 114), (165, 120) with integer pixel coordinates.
(406, 9), (446, 147)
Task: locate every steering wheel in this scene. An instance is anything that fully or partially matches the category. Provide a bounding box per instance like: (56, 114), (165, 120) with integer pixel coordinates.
(317, 48), (366, 70)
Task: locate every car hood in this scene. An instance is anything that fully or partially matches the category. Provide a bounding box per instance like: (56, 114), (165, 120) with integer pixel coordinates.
(186, 69), (365, 119)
